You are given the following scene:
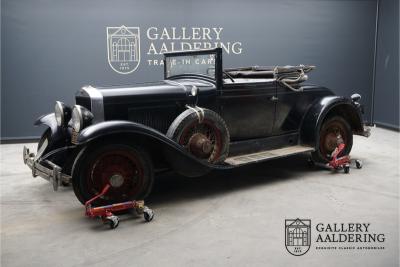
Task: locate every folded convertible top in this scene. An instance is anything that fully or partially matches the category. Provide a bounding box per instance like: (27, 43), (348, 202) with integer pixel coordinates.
(225, 65), (315, 79)
(225, 65), (315, 91)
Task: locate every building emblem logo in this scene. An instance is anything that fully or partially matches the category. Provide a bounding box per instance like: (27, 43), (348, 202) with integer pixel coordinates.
(107, 25), (140, 74)
(285, 219), (311, 256)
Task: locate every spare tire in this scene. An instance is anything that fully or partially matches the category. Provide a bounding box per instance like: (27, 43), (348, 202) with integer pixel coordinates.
(167, 107), (230, 164)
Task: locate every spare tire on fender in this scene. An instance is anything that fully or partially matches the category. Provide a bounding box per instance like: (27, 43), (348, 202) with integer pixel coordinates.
(167, 107), (230, 164)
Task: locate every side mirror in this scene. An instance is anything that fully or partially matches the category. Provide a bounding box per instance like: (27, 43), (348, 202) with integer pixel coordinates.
(351, 93), (361, 102)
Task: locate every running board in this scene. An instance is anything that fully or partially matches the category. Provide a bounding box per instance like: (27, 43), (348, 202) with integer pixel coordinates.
(225, 145), (314, 166)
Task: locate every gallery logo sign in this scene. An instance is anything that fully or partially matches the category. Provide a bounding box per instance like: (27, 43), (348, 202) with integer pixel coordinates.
(106, 25), (243, 74)
(107, 25), (140, 74)
(285, 218), (311, 256)
(285, 218), (385, 255)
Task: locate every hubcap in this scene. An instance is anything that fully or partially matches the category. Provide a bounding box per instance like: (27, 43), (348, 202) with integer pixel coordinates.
(320, 121), (347, 159)
(178, 120), (223, 163)
(188, 133), (213, 158)
(324, 133), (341, 152)
(109, 174), (125, 188)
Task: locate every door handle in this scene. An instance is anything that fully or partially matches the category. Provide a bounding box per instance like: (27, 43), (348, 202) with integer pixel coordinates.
(270, 96), (279, 102)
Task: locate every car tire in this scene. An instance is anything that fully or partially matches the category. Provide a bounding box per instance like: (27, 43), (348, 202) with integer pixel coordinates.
(72, 143), (154, 206)
(312, 116), (353, 164)
(167, 107), (230, 163)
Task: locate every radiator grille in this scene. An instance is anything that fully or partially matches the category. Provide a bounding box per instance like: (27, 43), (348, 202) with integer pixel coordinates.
(128, 108), (176, 133)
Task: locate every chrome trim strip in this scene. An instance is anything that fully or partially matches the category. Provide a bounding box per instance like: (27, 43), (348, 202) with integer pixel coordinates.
(81, 85), (104, 123)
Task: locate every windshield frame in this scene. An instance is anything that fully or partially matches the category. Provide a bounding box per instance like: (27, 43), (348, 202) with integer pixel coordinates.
(164, 48), (222, 88)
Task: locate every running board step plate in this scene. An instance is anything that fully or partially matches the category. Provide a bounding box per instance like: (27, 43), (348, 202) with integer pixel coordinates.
(225, 145), (314, 166)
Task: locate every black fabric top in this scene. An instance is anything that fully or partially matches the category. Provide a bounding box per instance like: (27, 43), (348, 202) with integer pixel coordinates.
(225, 65), (315, 79)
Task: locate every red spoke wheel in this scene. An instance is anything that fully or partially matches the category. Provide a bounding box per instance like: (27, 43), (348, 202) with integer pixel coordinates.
(167, 108), (230, 164)
(312, 116), (353, 163)
(72, 144), (154, 205)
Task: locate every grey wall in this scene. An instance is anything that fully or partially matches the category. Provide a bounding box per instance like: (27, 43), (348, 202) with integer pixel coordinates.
(373, 0), (399, 129)
(1, 0), (381, 139)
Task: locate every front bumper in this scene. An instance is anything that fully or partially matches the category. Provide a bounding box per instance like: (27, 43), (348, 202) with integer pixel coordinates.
(23, 146), (72, 191)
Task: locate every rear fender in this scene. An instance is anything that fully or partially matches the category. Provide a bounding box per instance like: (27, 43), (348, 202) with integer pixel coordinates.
(76, 120), (223, 177)
(300, 96), (364, 147)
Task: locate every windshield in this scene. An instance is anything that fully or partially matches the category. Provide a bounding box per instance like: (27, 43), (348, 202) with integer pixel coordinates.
(165, 52), (216, 79)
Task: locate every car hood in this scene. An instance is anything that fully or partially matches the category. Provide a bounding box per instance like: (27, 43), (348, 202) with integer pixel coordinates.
(96, 80), (189, 104)
(75, 79), (215, 123)
(76, 79), (215, 105)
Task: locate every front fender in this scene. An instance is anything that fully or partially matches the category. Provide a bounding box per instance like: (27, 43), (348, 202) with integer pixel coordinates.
(300, 96), (364, 147)
(34, 113), (70, 149)
(77, 120), (229, 177)
(34, 113), (76, 172)
(34, 113), (58, 136)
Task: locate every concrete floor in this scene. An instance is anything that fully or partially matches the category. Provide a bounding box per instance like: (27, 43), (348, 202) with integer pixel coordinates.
(1, 127), (399, 267)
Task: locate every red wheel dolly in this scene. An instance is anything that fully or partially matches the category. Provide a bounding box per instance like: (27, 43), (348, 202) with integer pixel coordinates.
(308, 139), (362, 174)
(85, 184), (154, 229)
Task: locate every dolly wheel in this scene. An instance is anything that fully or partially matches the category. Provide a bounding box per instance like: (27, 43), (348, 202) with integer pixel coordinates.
(135, 207), (144, 215)
(355, 160), (363, 169)
(344, 165), (350, 174)
(105, 215), (119, 229)
(143, 207), (154, 222)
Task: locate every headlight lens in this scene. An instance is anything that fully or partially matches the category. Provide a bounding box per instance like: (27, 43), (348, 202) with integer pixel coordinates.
(54, 101), (71, 127)
(71, 105), (93, 132)
(71, 106), (82, 132)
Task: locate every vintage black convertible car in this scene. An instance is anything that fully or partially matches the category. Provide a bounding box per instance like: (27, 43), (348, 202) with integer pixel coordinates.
(23, 48), (370, 205)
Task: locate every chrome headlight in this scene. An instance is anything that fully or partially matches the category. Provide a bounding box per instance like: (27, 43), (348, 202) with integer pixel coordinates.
(54, 101), (71, 127)
(71, 105), (93, 132)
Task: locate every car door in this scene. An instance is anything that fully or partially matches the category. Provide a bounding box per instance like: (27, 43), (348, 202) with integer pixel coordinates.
(218, 82), (277, 141)
(273, 84), (316, 135)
